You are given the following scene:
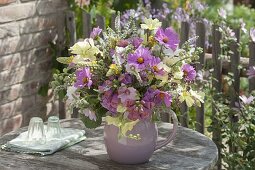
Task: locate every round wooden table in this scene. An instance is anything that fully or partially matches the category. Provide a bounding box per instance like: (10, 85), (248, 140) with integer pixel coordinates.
(0, 119), (218, 170)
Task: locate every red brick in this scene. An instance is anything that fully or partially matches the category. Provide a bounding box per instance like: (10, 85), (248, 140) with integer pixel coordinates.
(0, 114), (22, 136)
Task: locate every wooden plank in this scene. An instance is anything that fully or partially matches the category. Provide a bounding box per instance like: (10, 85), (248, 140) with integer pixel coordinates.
(65, 10), (76, 46)
(211, 25), (222, 170)
(195, 21), (206, 134)
(82, 11), (91, 38)
(110, 13), (116, 30)
(96, 14), (106, 30)
(180, 22), (189, 127)
(230, 29), (241, 108)
(249, 42), (255, 92)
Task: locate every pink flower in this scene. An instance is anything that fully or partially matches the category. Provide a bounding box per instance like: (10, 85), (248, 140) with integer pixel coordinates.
(155, 27), (179, 50)
(83, 108), (96, 121)
(118, 86), (138, 103)
(126, 100), (154, 121)
(90, 27), (102, 39)
(155, 91), (172, 107)
(74, 67), (92, 88)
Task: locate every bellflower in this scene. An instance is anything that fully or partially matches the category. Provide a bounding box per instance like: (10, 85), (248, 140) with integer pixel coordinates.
(101, 89), (119, 114)
(83, 108), (97, 121)
(90, 27), (102, 39)
(182, 64), (196, 81)
(155, 27), (179, 51)
(74, 67), (92, 88)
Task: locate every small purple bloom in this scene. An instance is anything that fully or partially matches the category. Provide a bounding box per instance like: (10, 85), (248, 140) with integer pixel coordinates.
(250, 28), (255, 43)
(129, 37), (143, 49)
(101, 89), (119, 114)
(90, 26), (102, 39)
(126, 100), (154, 121)
(116, 39), (129, 47)
(239, 95), (254, 105)
(247, 66), (255, 79)
(155, 91), (172, 107)
(74, 67), (92, 88)
(218, 8), (227, 19)
(155, 27), (179, 50)
(127, 46), (153, 70)
(182, 64), (196, 81)
(118, 73), (132, 85)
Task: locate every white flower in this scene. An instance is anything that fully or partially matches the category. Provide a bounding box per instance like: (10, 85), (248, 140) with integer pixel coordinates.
(218, 8), (227, 19)
(66, 86), (78, 105)
(250, 28), (255, 43)
(83, 108), (97, 121)
(69, 38), (102, 61)
(141, 18), (162, 30)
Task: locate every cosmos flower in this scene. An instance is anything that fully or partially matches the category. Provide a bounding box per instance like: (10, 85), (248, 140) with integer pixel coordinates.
(74, 67), (92, 88)
(155, 27), (179, 50)
(182, 64), (196, 81)
(90, 27), (102, 39)
(127, 46), (153, 70)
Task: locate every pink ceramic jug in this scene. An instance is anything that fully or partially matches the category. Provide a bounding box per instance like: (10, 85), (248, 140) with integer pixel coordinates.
(104, 110), (178, 164)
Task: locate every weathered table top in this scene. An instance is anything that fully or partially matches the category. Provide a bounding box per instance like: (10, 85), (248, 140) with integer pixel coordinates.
(0, 119), (217, 170)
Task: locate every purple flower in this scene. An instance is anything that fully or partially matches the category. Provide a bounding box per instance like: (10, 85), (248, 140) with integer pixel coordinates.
(218, 8), (227, 19)
(74, 67), (92, 88)
(172, 8), (189, 22)
(250, 28), (255, 42)
(101, 89), (119, 114)
(127, 46), (153, 70)
(150, 57), (165, 76)
(90, 26), (102, 39)
(182, 64), (196, 81)
(239, 95), (254, 105)
(155, 91), (172, 107)
(118, 73), (132, 85)
(116, 39), (129, 47)
(247, 66), (255, 79)
(155, 27), (179, 50)
(118, 86), (138, 103)
(129, 37), (143, 49)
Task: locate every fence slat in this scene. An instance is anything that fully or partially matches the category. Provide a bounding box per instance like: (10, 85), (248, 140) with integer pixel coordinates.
(211, 25), (222, 170)
(82, 11), (91, 38)
(230, 29), (241, 107)
(66, 10), (77, 46)
(179, 22), (190, 127)
(96, 14), (106, 30)
(110, 13), (116, 30)
(195, 21), (206, 134)
(249, 42), (255, 92)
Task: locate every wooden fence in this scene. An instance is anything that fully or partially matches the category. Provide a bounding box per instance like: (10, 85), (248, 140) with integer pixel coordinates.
(63, 10), (255, 169)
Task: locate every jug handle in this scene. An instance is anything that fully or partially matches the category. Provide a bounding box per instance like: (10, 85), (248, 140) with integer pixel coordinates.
(155, 110), (178, 150)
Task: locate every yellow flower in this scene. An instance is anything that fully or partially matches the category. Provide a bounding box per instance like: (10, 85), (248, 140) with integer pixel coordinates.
(141, 18), (162, 30)
(179, 91), (195, 107)
(106, 64), (121, 77)
(69, 38), (102, 61)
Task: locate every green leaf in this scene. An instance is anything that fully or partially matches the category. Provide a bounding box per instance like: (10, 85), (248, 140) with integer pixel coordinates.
(120, 119), (139, 137)
(80, 112), (102, 129)
(38, 83), (49, 96)
(105, 115), (121, 127)
(56, 57), (73, 64)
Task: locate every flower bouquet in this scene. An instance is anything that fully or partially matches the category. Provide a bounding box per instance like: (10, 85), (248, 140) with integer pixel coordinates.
(52, 15), (204, 164)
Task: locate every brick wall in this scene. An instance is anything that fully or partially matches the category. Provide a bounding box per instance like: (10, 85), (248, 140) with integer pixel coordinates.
(0, 0), (68, 136)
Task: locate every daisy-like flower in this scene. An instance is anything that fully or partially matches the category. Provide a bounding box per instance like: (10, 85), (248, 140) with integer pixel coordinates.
(182, 64), (196, 81)
(74, 67), (92, 88)
(83, 108), (96, 121)
(90, 27), (102, 39)
(247, 66), (255, 79)
(250, 28), (255, 43)
(140, 18), (162, 30)
(118, 86), (139, 103)
(127, 46), (153, 70)
(150, 57), (165, 76)
(155, 27), (179, 50)
(239, 95), (254, 105)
